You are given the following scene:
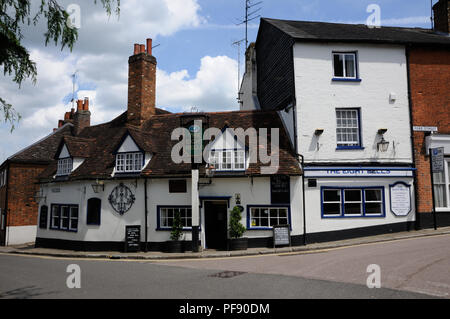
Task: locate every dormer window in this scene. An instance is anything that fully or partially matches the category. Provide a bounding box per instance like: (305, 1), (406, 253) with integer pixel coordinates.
(57, 158), (73, 176)
(116, 152), (144, 173)
(210, 150), (246, 171)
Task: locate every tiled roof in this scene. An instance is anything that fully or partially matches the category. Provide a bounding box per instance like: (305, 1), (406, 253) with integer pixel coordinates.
(38, 109), (301, 182)
(7, 124), (74, 164)
(262, 18), (450, 47)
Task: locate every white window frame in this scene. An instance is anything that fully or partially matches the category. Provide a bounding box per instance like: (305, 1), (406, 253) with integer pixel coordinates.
(56, 158), (73, 176)
(159, 207), (192, 229)
(333, 52), (358, 79)
(115, 152), (144, 173)
(209, 149), (246, 171)
(50, 204), (78, 232)
(249, 206), (289, 229)
(336, 109), (361, 148)
(434, 158), (450, 211)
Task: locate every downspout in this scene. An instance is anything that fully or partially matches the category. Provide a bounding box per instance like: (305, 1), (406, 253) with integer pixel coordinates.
(297, 154), (307, 246)
(144, 178), (148, 252)
(405, 45), (420, 230)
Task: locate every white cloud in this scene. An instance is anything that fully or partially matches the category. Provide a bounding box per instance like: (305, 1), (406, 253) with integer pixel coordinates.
(157, 55), (239, 112)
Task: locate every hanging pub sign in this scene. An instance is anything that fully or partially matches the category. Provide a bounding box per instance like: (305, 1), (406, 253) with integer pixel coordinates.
(125, 225), (141, 253)
(109, 183), (136, 215)
(270, 175), (290, 204)
(389, 182), (412, 217)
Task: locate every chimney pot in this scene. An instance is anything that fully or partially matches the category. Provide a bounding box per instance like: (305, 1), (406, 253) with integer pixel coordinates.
(83, 97), (89, 111)
(134, 44), (140, 55)
(140, 44), (146, 54)
(147, 39), (152, 55)
(76, 99), (83, 111)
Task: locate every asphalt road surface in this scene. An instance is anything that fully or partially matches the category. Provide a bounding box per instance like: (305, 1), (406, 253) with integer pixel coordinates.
(0, 234), (448, 299)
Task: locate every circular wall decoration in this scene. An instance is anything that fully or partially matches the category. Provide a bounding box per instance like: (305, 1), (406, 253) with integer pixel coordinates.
(108, 183), (136, 215)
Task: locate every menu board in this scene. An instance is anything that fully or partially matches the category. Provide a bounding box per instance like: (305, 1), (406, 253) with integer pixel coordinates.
(125, 225), (141, 252)
(273, 225), (291, 247)
(271, 175), (290, 204)
(390, 183), (412, 217)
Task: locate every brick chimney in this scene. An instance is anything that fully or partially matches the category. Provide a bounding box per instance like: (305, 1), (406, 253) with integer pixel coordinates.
(433, 0), (450, 33)
(127, 38), (157, 126)
(73, 98), (91, 135)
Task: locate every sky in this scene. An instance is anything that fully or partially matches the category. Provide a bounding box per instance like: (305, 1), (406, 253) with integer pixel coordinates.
(0, 0), (437, 163)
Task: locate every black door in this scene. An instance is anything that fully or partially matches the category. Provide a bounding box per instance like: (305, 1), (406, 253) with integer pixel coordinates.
(204, 202), (228, 250)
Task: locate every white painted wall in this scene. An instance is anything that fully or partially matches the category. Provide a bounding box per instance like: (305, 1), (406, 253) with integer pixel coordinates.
(117, 135), (140, 153)
(36, 176), (304, 245)
(293, 42), (412, 164)
(5, 225), (37, 245)
(304, 177), (415, 234)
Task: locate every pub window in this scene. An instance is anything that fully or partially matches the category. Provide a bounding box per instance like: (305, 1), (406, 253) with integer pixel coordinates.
(87, 198), (102, 225)
(159, 207), (192, 229)
(39, 206), (48, 229)
(249, 206), (289, 229)
(433, 159), (450, 209)
(333, 52), (358, 79)
(169, 180), (187, 193)
(321, 187), (385, 218)
(56, 158), (73, 176)
(50, 204), (79, 231)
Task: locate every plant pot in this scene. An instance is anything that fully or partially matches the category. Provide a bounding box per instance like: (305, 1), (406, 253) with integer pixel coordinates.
(166, 240), (184, 253)
(229, 238), (248, 251)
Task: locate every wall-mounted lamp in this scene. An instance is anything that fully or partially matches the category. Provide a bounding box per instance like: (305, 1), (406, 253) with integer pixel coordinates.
(235, 193), (241, 205)
(91, 180), (105, 193)
(377, 129), (389, 152)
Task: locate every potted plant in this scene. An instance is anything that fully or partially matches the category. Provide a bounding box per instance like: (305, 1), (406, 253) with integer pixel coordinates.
(166, 210), (184, 253)
(228, 206), (248, 251)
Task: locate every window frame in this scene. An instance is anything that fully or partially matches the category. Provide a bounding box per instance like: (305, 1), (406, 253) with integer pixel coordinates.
(247, 205), (291, 230)
(50, 204), (79, 232)
(332, 51), (360, 81)
(336, 108), (363, 150)
(157, 206), (193, 230)
(321, 187), (386, 219)
(56, 157), (73, 176)
(434, 158), (450, 211)
(209, 149), (247, 172)
(115, 151), (144, 174)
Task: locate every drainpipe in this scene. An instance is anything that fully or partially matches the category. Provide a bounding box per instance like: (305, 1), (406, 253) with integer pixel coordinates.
(296, 154), (307, 245)
(4, 161), (10, 246)
(144, 178), (148, 252)
(405, 45), (420, 231)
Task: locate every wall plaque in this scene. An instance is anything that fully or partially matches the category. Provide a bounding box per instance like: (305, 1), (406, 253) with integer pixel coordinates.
(109, 183), (135, 215)
(390, 182), (412, 217)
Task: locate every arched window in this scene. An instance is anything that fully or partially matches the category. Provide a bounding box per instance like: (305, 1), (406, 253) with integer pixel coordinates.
(39, 206), (48, 229)
(87, 198), (102, 225)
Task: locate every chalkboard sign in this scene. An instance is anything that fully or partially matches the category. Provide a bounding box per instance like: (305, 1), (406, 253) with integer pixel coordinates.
(125, 225), (141, 252)
(271, 175), (290, 204)
(273, 225), (291, 247)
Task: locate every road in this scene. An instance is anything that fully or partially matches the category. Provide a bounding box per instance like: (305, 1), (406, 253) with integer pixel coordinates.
(0, 234), (449, 299)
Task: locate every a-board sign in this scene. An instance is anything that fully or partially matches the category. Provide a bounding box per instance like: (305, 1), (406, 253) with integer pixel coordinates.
(273, 225), (291, 247)
(125, 225), (141, 252)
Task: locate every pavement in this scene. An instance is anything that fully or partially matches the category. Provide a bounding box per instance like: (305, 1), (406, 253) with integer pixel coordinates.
(1, 226), (450, 261)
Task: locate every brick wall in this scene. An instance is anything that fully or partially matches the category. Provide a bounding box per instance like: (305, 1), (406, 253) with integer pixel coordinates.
(6, 163), (46, 227)
(409, 47), (450, 214)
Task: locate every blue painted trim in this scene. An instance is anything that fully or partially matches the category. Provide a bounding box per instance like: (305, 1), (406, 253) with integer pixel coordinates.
(304, 167), (416, 171)
(306, 175), (414, 179)
(246, 204), (292, 230)
(199, 196), (232, 208)
(336, 146), (365, 150)
(320, 186), (386, 219)
(332, 78), (362, 82)
(156, 205), (193, 231)
(389, 182), (413, 217)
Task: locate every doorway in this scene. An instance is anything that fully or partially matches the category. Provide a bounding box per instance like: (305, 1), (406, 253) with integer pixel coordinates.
(204, 201), (228, 250)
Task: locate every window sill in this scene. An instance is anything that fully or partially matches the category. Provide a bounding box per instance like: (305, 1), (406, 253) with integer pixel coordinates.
(332, 78), (362, 82)
(155, 228), (194, 232)
(322, 215), (385, 219)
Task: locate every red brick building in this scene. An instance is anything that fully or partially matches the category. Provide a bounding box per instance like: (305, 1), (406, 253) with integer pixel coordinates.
(0, 100), (91, 246)
(409, 0), (450, 228)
